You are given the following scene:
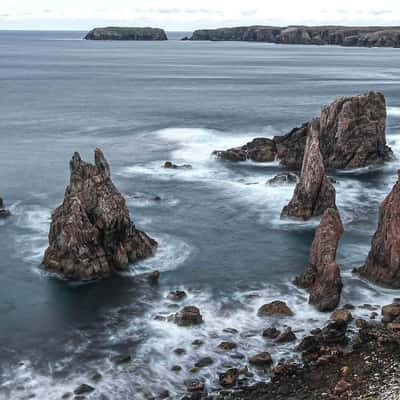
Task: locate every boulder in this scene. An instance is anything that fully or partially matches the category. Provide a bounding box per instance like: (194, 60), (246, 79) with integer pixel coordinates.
(294, 208), (343, 311)
(358, 171), (400, 287)
(42, 149), (157, 280)
(74, 384), (95, 395)
(275, 327), (296, 343)
(167, 290), (187, 301)
(257, 301), (294, 317)
(217, 341), (237, 350)
(0, 196), (11, 218)
(219, 368), (240, 387)
(381, 303), (400, 323)
(262, 327), (281, 338)
(330, 309), (353, 322)
(281, 120), (336, 220)
(174, 306), (203, 326)
(249, 352), (273, 367)
(266, 172), (299, 185)
(194, 357), (213, 368)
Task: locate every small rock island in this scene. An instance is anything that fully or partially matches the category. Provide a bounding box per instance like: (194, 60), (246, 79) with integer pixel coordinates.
(189, 26), (400, 48)
(85, 27), (168, 41)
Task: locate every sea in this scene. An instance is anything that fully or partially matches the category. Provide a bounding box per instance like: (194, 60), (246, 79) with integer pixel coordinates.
(1, 30), (400, 399)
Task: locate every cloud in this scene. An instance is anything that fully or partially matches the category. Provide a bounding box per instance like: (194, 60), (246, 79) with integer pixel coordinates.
(241, 9), (258, 17)
(368, 9), (392, 15)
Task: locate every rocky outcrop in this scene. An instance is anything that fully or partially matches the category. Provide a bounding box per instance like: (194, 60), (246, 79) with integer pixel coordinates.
(42, 149), (157, 280)
(189, 26), (400, 48)
(358, 172), (400, 287)
(85, 27), (168, 41)
(266, 172), (298, 185)
(174, 306), (203, 326)
(294, 208), (343, 311)
(281, 120), (336, 220)
(257, 301), (294, 317)
(213, 92), (392, 170)
(0, 196), (11, 218)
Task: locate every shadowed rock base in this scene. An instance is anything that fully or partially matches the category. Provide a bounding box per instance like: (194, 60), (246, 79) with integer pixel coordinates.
(42, 148), (157, 280)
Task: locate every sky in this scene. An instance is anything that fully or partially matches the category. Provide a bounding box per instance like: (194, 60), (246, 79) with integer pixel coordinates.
(1, 0), (400, 31)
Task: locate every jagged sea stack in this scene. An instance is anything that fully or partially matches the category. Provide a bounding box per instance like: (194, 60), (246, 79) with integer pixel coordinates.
(294, 208), (344, 311)
(281, 119), (336, 220)
(42, 149), (157, 280)
(358, 171), (400, 287)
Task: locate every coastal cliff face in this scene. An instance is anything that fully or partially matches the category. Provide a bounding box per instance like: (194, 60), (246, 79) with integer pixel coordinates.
(85, 27), (168, 41)
(42, 149), (157, 280)
(295, 208), (344, 311)
(189, 26), (400, 48)
(214, 91), (392, 170)
(281, 119), (336, 220)
(359, 172), (400, 287)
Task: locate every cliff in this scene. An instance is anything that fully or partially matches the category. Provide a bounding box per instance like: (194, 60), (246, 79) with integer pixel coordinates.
(189, 26), (400, 48)
(85, 27), (168, 41)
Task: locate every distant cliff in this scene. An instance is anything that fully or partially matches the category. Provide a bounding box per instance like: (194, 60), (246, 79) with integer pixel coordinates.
(189, 26), (400, 47)
(85, 27), (168, 41)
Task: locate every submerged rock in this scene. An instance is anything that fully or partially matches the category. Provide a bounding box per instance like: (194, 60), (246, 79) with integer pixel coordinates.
(163, 161), (192, 169)
(358, 171), (400, 287)
(42, 149), (157, 280)
(262, 327), (281, 338)
(74, 384), (95, 395)
(213, 92), (392, 170)
(0, 196), (11, 218)
(174, 306), (203, 326)
(249, 352), (273, 367)
(167, 290), (187, 301)
(275, 327), (296, 343)
(266, 172), (299, 185)
(257, 301), (294, 317)
(294, 208), (343, 311)
(281, 120), (336, 220)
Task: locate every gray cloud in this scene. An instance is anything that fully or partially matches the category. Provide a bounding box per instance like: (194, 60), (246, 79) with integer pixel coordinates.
(241, 9), (258, 17)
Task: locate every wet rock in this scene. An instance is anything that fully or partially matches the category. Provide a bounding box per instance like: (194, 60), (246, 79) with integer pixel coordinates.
(340, 366), (352, 377)
(249, 352), (273, 367)
(174, 306), (203, 326)
(186, 380), (205, 392)
(191, 339), (204, 347)
(148, 270), (160, 285)
(195, 357), (214, 368)
(381, 303), (400, 323)
(217, 341), (237, 350)
(257, 301), (294, 317)
(62, 394), (72, 399)
(111, 354), (131, 364)
(213, 138), (276, 162)
(219, 368), (240, 387)
(266, 172), (298, 185)
(158, 389), (170, 399)
(91, 372), (102, 382)
(163, 161), (192, 169)
(343, 303), (355, 310)
(334, 379), (351, 395)
(387, 322), (400, 331)
(174, 348), (186, 355)
(167, 290), (187, 301)
(281, 120), (336, 220)
(275, 327), (296, 343)
(295, 208), (343, 312)
(370, 311), (378, 320)
(73, 384), (95, 395)
(262, 327), (281, 339)
(356, 319), (369, 329)
(330, 309), (353, 322)
(42, 149), (157, 280)
(0, 196), (11, 218)
(359, 171), (400, 287)
(171, 365), (182, 372)
(222, 328), (238, 334)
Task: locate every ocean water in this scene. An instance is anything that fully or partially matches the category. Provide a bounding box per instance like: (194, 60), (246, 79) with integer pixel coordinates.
(1, 30), (400, 399)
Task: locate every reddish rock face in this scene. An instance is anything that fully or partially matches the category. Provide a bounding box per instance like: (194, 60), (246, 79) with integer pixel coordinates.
(281, 119), (336, 220)
(42, 149), (157, 280)
(295, 208), (344, 312)
(359, 172), (400, 287)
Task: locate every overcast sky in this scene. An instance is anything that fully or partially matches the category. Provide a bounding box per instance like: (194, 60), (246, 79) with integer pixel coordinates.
(1, 0), (399, 30)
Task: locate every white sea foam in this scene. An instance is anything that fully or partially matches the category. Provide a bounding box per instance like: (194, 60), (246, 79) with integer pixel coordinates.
(388, 106), (400, 117)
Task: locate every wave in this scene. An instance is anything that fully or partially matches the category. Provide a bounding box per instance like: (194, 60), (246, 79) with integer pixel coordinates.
(388, 106), (400, 117)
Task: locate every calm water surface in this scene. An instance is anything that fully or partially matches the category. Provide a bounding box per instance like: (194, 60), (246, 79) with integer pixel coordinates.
(1, 30), (400, 399)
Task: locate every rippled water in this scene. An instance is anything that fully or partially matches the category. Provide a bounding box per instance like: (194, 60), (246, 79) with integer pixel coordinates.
(1, 30), (400, 399)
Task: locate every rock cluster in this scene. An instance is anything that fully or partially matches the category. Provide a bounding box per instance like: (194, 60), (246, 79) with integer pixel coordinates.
(85, 27), (168, 40)
(294, 208), (343, 311)
(358, 171), (400, 287)
(281, 120), (337, 220)
(214, 92), (392, 170)
(189, 26), (400, 48)
(42, 149), (157, 280)
(0, 195), (11, 218)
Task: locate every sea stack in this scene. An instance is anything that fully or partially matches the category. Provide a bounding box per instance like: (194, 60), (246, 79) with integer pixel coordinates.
(358, 171), (400, 287)
(42, 149), (157, 280)
(84, 27), (168, 41)
(294, 208), (343, 311)
(281, 119), (336, 220)
(213, 92), (392, 170)
(0, 195), (11, 218)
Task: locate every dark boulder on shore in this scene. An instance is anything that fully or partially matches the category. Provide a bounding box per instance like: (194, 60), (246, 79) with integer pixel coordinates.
(358, 171), (400, 288)
(213, 91), (392, 170)
(42, 149), (157, 280)
(281, 120), (337, 220)
(84, 27), (168, 41)
(0, 196), (11, 218)
(294, 208), (343, 311)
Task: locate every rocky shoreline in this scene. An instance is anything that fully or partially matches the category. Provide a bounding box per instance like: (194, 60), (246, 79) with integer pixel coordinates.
(84, 27), (168, 41)
(188, 26), (400, 48)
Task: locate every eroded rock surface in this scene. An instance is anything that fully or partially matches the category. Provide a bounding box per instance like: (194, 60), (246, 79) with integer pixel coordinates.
(42, 149), (157, 280)
(358, 172), (400, 287)
(0, 196), (11, 218)
(281, 120), (336, 220)
(294, 208), (343, 311)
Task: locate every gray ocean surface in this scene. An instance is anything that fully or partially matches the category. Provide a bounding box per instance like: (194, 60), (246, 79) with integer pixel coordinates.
(1, 30), (400, 399)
